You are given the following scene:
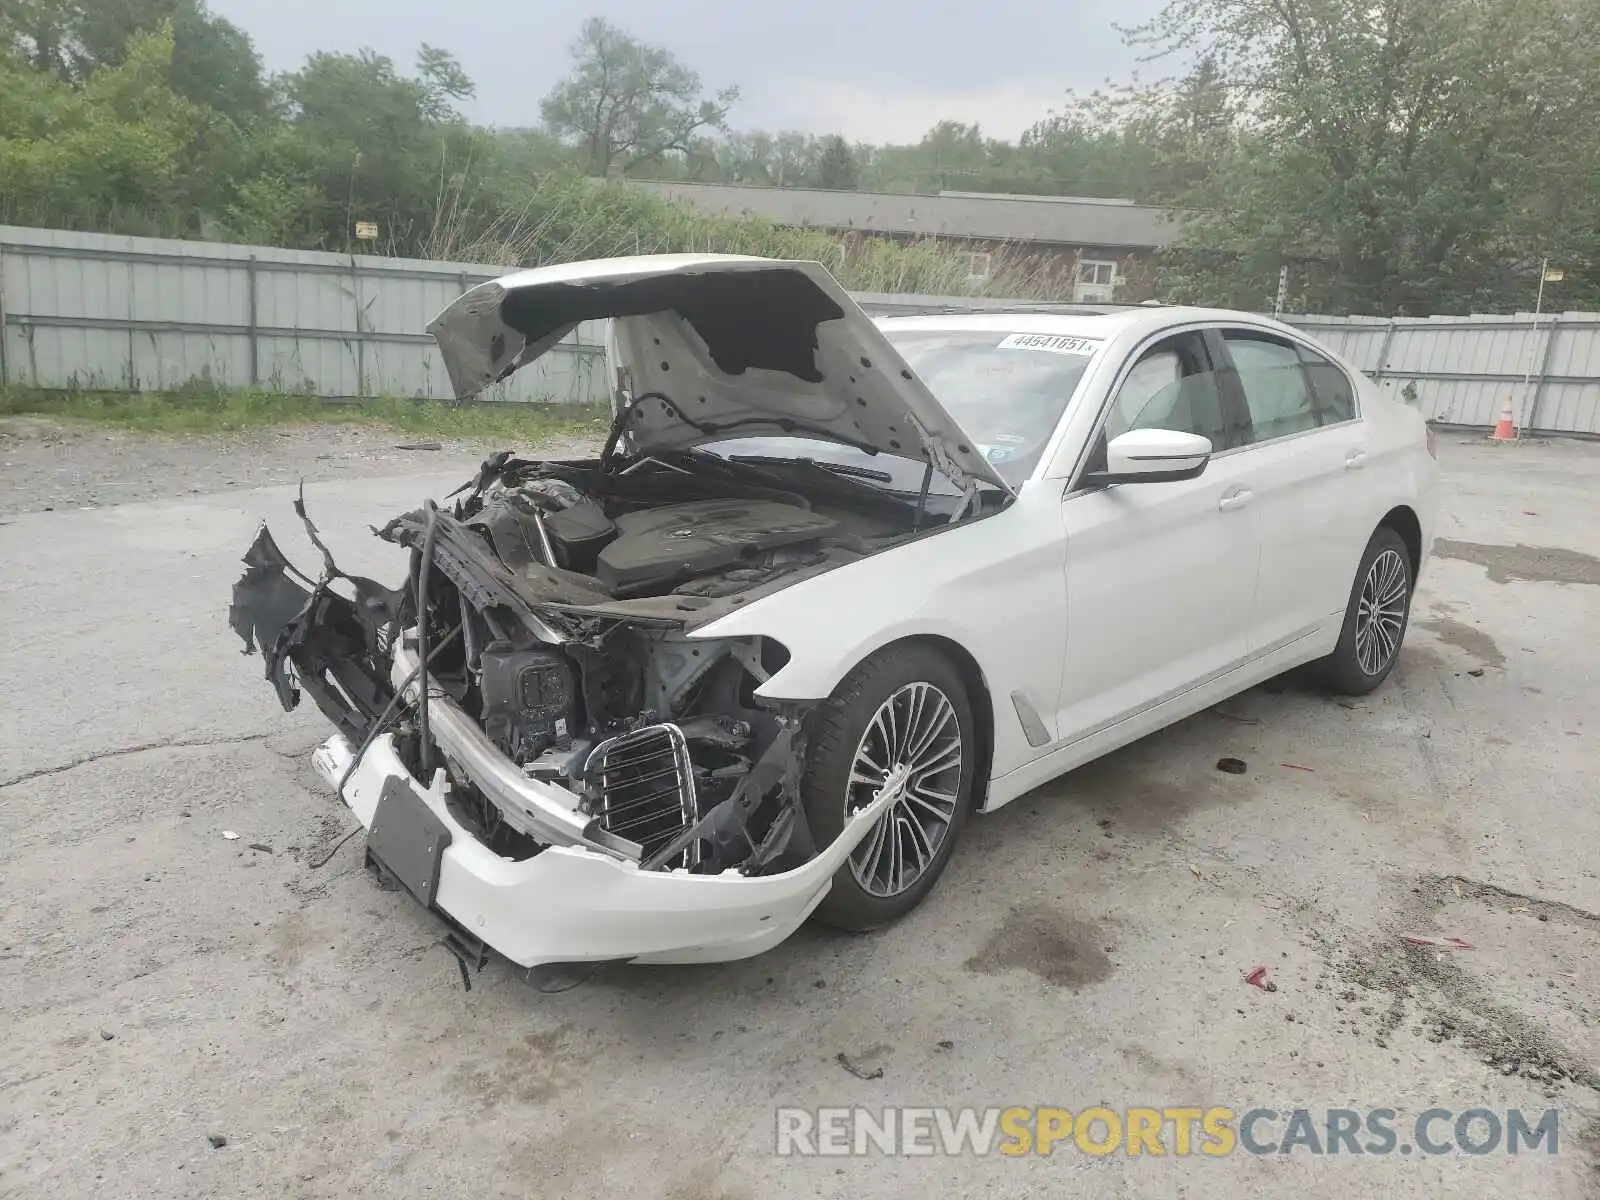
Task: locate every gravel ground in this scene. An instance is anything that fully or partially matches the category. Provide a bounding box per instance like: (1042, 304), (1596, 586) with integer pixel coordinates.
(0, 432), (1597, 1199)
(0, 417), (600, 514)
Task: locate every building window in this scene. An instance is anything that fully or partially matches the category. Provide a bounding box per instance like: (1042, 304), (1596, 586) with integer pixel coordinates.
(1073, 258), (1119, 303)
(1077, 259), (1117, 287)
(967, 251), (992, 283)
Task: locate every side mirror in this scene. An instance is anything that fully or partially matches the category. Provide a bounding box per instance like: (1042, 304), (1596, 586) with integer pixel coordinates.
(1082, 428), (1212, 487)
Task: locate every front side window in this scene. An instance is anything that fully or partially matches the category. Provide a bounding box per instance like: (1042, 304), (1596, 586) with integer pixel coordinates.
(1103, 333), (1233, 448)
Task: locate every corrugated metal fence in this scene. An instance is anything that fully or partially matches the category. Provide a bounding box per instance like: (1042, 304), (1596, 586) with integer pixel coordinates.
(0, 225), (611, 404)
(4, 225), (1599, 433)
(1285, 312), (1600, 435)
(855, 295), (1600, 436)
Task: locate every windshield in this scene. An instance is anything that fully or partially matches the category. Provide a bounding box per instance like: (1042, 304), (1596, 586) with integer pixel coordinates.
(697, 327), (1098, 491)
(887, 329), (1098, 481)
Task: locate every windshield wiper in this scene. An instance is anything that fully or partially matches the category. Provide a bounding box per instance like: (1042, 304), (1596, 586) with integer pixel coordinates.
(727, 454), (894, 483)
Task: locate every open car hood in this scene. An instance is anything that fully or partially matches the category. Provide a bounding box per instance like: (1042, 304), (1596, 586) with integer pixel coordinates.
(426, 254), (1012, 495)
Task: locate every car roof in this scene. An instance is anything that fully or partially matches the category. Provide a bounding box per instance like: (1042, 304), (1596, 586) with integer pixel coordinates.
(873, 305), (1305, 343)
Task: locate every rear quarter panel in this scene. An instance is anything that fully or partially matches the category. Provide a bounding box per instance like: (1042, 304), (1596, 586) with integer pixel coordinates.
(1355, 375), (1439, 575)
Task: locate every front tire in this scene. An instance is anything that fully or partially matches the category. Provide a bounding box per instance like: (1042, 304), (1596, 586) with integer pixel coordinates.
(802, 644), (977, 932)
(1315, 526), (1413, 695)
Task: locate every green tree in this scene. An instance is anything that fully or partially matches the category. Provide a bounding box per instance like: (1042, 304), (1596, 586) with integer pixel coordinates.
(1, 0), (77, 75)
(718, 130), (778, 183)
(1129, 0), (1600, 313)
(489, 126), (574, 177)
(765, 131), (820, 187)
(415, 43), (473, 117)
(271, 47), (485, 253)
(0, 25), (247, 235)
(810, 135), (858, 190)
(540, 17), (738, 177)
(855, 120), (1070, 195)
(1017, 97), (1165, 198)
(0, 0), (268, 120)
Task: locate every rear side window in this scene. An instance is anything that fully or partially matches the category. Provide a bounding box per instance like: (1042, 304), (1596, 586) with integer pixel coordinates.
(1225, 332), (1355, 443)
(1297, 345), (1356, 424)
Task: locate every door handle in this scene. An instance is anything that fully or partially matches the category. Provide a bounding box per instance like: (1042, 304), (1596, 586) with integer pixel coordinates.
(1345, 448), (1369, 470)
(1218, 487), (1253, 512)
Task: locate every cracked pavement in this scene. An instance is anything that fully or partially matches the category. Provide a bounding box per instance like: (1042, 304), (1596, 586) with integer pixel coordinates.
(1, 431), (1598, 1199)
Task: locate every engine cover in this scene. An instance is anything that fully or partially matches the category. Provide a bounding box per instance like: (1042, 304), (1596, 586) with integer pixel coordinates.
(596, 499), (838, 591)
(469, 482), (616, 573)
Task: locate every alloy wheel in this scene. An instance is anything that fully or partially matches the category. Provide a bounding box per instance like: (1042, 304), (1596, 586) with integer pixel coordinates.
(845, 682), (964, 898)
(1355, 548), (1409, 676)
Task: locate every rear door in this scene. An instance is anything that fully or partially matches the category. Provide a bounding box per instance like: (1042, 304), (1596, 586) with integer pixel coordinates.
(1211, 328), (1371, 652)
(1053, 328), (1263, 739)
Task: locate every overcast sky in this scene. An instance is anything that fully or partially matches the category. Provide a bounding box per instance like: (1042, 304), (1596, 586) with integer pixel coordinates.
(207, 0), (1169, 143)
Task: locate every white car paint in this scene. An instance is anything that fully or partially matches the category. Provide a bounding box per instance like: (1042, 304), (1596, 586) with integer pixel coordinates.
(315, 732), (899, 966)
(695, 307), (1439, 812)
(322, 294), (1438, 969)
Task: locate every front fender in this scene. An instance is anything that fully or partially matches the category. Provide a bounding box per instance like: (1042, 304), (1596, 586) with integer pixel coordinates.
(688, 488), (1069, 780)
(711, 607), (984, 705)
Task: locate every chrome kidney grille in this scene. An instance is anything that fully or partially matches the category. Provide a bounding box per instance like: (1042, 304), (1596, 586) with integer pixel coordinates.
(584, 724), (700, 868)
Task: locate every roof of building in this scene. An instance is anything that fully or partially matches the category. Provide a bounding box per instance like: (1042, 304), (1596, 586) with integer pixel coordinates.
(626, 180), (1184, 251)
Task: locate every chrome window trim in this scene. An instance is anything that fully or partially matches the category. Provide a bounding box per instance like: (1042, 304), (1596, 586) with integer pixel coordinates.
(1228, 415), (1362, 453)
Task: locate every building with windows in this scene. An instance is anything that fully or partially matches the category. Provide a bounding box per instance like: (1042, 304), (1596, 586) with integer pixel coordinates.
(625, 180), (1184, 302)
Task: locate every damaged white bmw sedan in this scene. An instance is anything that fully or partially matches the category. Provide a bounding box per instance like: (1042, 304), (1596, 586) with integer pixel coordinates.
(230, 254), (1439, 974)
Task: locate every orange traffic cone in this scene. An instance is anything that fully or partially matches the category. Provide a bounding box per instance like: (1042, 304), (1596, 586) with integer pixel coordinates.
(1491, 399), (1516, 442)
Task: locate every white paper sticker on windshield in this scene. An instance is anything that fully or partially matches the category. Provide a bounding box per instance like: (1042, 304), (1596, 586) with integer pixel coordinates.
(997, 332), (1100, 355)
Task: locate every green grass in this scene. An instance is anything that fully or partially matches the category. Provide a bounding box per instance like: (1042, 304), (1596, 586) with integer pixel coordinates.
(0, 386), (612, 441)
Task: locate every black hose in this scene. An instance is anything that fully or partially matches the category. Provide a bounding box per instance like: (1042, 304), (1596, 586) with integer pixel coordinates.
(416, 501), (440, 776)
(593, 391), (690, 492)
(333, 622), (462, 802)
(592, 393), (639, 493)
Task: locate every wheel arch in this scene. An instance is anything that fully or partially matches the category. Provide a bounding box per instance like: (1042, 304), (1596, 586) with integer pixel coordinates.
(874, 634), (996, 814)
(1378, 504), (1422, 583)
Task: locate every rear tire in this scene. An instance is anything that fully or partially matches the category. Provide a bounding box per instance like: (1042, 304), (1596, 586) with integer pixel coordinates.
(1315, 526), (1413, 695)
(802, 643), (976, 932)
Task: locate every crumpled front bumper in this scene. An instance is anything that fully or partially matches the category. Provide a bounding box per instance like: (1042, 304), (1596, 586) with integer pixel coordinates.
(312, 733), (892, 969)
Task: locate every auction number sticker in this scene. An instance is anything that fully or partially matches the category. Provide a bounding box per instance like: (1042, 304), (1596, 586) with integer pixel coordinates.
(997, 333), (1101, 355)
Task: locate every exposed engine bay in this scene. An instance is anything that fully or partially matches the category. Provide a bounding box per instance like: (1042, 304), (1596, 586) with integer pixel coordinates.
(229, 439), (1007, 883)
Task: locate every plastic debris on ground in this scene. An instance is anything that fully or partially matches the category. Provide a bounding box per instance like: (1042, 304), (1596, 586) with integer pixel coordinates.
(1244, 965), (1278, 992)
(836, 1052), (884, 1081)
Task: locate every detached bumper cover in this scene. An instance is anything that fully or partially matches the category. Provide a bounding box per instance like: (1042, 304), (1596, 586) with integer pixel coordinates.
(313, 733), (893, 969)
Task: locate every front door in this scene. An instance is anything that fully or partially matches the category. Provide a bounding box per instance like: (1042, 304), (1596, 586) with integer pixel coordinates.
(1054, 330), (1262, 740)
